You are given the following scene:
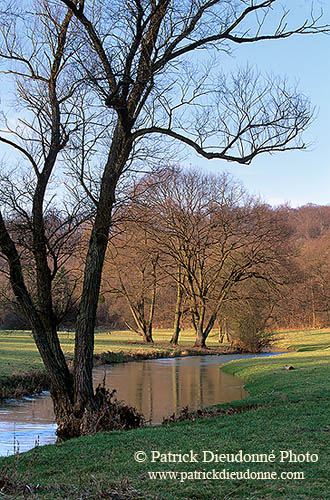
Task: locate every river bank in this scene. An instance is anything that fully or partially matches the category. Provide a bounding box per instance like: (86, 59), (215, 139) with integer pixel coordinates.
(0, 326), (325, 400)
(0, 328), (238, 400)
(0, 329), (329, 500)
(0, 346), (237, 400)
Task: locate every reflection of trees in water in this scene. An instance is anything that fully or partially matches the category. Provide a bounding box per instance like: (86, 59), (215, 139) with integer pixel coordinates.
(172, 363), (180, 414)
(184, 364), (215, 409)
(1, 358), (247, 444)
(0, 396), (55, 424)
(135, 363), (153, 422)
(134, 363), (146, 414)
(0, 358), (248, 457)
(92, 358), (246, 422)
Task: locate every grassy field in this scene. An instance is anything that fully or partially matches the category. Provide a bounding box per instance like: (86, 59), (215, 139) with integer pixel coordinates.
(0, 328), (329, 499)
(273, 328), (330, 352)
(0, 328), (232, 380)
(0, 326), (329, 379)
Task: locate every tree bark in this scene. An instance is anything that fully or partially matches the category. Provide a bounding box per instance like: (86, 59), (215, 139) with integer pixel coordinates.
(144, 256), (158, 344)
(73, 123), (132, 416)
(142, 325), (154, 343)
(194, 327), (207, 348)
(170, 267), (184, 345)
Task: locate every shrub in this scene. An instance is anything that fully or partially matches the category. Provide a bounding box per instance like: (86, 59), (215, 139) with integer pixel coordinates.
(231, 313), (279, 353)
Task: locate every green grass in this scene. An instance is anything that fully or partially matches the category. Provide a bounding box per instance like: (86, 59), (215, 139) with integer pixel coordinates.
(274, 328), (330, 352)
(0, 328), (227, 380)
(0, 326), (329, 379)
(0, 328), (329, 499)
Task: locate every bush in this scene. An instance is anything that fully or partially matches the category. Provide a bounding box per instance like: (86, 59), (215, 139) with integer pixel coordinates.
(231, 313), (279, 353)
(1, 311), (30, 330)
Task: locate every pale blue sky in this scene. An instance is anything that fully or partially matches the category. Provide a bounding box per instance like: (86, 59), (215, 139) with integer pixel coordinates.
(187, 2), (330, 207)
(1, 1), (330, 208)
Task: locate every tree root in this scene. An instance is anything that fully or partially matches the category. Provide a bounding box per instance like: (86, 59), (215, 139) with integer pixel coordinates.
(56, 386), (145, 442)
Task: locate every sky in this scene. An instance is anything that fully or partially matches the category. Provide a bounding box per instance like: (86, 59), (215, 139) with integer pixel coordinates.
(1, 1), (330, 209)
(185, 1), (330, 208)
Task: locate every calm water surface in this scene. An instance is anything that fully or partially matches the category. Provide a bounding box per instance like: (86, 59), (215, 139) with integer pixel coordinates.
(0, 353), (281, 456)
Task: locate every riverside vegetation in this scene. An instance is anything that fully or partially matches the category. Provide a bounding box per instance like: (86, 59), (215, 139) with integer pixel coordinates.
(0, 328), (329, 499)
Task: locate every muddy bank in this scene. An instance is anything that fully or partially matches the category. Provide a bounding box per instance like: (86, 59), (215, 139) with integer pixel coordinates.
(0, 346), (237, 401)
(93, 346), (237, 366)
(0, 370), (50, 400)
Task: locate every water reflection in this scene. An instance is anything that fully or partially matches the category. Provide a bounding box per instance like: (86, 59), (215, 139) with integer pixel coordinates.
(95, 355), (247, 424)
(0, 353), (280, 456)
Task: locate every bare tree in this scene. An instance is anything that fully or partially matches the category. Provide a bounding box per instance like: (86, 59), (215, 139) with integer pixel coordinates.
(0, 209), (82, 325)
(0, 1), (98, 439)
(137, 167), (291, 347)
(103, 220), (160, 343)
(170, 264), (186, 345)
(0, 0), (328, 438)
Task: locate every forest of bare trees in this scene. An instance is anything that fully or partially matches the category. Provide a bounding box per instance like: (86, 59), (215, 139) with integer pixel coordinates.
(99, 195), (330, 340)
(2, 168), (330, 341)
(110, 180), (330, 334)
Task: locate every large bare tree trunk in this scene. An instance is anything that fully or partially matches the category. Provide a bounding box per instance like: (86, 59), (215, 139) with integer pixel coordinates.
(143, 256), (158, 344)
(72, 124), (131, 418)
(0, 212), (76, 437)
(1, 123), (133, 439)
(194, 327), (207, 348)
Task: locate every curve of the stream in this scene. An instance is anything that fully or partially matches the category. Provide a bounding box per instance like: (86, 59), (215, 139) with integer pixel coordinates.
(0, 352), (283, 456)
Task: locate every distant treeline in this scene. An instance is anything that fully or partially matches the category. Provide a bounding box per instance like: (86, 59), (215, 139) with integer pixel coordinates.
(1, 169), (330, 343)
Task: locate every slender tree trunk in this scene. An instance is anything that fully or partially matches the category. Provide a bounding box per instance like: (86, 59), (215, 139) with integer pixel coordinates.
(203, 312), (217, 340)
(218, 316), (228, 343)
(311, 286), (316, 328)
(218, 317), (224, 343)
(144, 257), (158, 344)
(170, 304), (182, 345)
(170, 267), (184, 345)
(124, 321), (143, 336)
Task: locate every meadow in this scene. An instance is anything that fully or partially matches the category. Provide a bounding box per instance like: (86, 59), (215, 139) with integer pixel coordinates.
(0, 328), (329, 499)
(0, 326), (328, 379)
(0, 328), (233, 381)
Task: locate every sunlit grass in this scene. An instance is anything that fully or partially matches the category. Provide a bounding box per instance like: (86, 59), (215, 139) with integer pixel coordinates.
(0, 328), (221, 379)
(274, 328), (330, 351)
(0, 330), (329, 499)
(1, 327), (330, 381)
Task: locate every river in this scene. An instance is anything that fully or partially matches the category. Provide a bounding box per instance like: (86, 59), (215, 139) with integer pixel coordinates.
(0, 352), (281, 456)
